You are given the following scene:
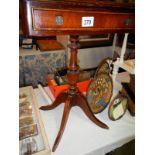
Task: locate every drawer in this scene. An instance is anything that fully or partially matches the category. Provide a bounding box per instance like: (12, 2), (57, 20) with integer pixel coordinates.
(32, 8), (134, 31)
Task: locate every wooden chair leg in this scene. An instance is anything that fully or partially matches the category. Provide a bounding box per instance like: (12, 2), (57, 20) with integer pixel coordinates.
(40, 91), (68, 110)
(76, 93), (109, 129)
(52, 95), (72, 152)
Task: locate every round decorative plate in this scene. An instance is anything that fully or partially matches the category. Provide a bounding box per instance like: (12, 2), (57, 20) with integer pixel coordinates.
(94, 58), (111, 78)
(86, 74), (113, 113)
(108, 95), (128, 121)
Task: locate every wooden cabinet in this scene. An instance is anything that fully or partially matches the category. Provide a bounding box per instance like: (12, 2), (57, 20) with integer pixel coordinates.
(21, 0), (135, 36)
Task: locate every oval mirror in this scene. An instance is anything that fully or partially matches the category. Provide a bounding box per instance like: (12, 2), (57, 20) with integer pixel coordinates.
(108, 95), (128, 121)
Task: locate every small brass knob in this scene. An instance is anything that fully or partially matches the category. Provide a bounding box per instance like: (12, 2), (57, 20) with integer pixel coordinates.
(55, 16), (63, 25)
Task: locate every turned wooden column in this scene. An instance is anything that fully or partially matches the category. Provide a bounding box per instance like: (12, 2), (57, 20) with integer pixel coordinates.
(67, 35), (80, 93)
(40, 35), (109, 152)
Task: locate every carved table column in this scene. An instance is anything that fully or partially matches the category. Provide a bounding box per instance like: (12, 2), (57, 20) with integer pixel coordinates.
(40, 35), (109, 152)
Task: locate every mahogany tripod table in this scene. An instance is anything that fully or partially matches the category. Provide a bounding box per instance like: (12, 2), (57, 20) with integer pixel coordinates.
(40, 35), (108, 152)
(21, 0), (134, 152)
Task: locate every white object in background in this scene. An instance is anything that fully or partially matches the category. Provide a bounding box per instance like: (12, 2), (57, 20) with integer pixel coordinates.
(112, 58), (120, 82)
(112, 33), (132, 98)
(38, 84), (52, 105)
(112, 80), (122, 100)
(120, 33), (129, 63)
(115, 59), (135, 75)
(112, 33), (117, 57)
(78, 46), (113, 69)
(82, 16), (94, 27)
(116, 72), (131, 83)
(112, 58), (122, 99)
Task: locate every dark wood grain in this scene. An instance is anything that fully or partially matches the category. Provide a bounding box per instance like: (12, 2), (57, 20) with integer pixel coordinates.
(21, 0), (135, 36)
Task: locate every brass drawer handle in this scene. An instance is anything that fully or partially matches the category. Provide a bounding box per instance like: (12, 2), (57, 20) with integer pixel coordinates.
(55, 16), (64, 25)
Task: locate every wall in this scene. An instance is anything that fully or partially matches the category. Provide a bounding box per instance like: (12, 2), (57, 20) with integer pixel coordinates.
(57, 35), (113, 69)
(78, 46), (113, 69)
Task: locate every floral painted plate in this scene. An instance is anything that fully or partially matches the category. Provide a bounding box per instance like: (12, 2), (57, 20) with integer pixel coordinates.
(94, 58), (111, 78)
(86, 74), (113, 113)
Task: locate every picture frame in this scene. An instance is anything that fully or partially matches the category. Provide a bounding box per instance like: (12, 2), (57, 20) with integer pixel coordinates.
(19, 86), (51, 155)
(108, 95), (128, 121)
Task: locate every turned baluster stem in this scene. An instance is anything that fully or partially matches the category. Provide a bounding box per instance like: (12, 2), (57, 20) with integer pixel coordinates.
(67, 35), (80, 90)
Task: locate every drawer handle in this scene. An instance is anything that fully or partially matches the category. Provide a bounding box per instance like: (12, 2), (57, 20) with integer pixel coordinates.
(55, 16), (64, 25)
(124, 18), (132, 26)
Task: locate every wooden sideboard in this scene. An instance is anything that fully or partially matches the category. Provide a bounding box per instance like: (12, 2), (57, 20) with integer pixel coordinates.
(21, 0), (135, 36)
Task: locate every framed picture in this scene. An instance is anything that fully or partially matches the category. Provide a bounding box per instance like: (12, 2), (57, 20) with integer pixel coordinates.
(19, 86), (51, 155)
(108, 95), (128, 121)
